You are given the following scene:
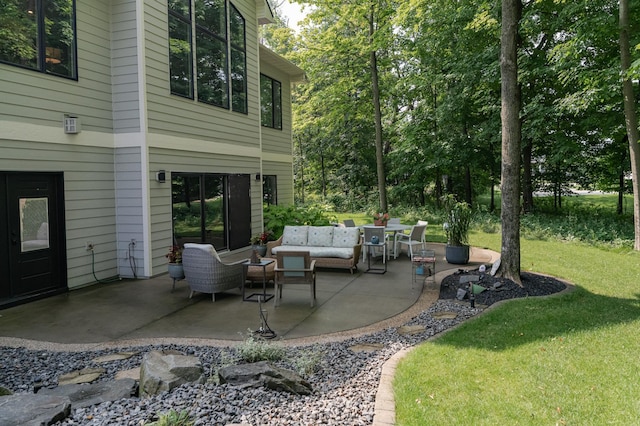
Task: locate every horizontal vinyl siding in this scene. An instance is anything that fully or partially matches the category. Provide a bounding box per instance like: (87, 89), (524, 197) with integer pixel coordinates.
(143, 0), (262, 148)
(115, 147), (144, 278)
(262, 160), (294, 205)
(0, 138), (117, 289)
(0, 2), (114, 133)
(111, 0), (142, 134)
(148, 146), (262, 274)
(259, 62), (294, 155)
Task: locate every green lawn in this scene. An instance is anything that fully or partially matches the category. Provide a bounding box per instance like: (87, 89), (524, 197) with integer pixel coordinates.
(394, 231), (640, 425)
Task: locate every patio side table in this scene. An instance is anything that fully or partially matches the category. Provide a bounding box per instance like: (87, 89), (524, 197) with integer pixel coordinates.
(411, 249), (436, 285)
(364, 242), (387, 274)
(242, 259), (275, 302)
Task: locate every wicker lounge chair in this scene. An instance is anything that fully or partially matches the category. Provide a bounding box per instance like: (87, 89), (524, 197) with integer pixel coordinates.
(182, 243), (247, 301)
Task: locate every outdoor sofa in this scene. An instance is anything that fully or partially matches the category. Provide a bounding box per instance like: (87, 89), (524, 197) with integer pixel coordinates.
(266, 225), (362, 273)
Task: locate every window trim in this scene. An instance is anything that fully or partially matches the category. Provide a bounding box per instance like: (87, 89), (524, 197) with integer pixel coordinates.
(167, 0), (247, 113)
(260, 73), (282, 130)
(0, 0), (78, 80)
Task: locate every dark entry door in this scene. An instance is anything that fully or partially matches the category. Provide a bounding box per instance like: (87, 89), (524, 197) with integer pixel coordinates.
(1, 172), (67, 305)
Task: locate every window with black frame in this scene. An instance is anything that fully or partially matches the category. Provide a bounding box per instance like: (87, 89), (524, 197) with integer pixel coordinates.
(168, 0), (246, 112)
(170, 172), (251, 251)
(0, 0), (77, 79)
(260, 74), (282, 129)
(262, 175), (277, 205)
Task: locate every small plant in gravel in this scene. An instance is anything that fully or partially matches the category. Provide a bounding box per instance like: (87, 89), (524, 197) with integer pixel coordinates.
(145, 409), (194, 426)
(293, 348), (325, 377)
(236, 331), (285, 362)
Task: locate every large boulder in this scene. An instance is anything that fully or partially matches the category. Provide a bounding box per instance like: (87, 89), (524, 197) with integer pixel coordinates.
(0, 394), (71, 426)
(139, 350), (205, 397)
(217, 361), (312, 395)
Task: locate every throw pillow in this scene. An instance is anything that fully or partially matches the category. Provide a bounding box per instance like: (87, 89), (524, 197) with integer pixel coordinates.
(332, 227), (360, 248)
(307, 226), (334, 247)
(282, 226), (309, 246)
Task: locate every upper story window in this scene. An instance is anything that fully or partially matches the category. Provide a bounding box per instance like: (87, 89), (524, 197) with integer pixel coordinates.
(260, 74), (282, 129)
(168, 0), (246, 113)
(0, 0), (77, 79)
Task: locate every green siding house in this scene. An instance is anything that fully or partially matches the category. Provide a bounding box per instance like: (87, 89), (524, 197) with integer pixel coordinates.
(0, 0), (303, 307)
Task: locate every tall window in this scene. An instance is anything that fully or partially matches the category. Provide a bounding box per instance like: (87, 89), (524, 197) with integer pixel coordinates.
(168, 0), (246, 112)
(171, 173), (251, 251)
(0, 0), (77, 79)
(262, 175), (277, 205)
(260, 74), (282, 129)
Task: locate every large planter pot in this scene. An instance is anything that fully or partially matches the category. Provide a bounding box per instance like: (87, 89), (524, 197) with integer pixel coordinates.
(374, 220), (387, 226)
(168, 263), (185, 279)
(445, 244), (470, 264)
(253, 244), (268, 257)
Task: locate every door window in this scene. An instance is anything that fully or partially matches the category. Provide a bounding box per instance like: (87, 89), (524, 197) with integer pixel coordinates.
(20, 197), (49, 252)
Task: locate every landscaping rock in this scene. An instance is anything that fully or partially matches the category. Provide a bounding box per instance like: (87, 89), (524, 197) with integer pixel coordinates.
(139, 350), (205, 397)
(0, 393), (71, 426)
(38, 378), (137, 408)
(217, 361), (312, 395)
(58, 367), (105, 385)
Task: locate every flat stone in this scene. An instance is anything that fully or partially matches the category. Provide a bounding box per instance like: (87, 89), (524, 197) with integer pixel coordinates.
(115, 367), (140, 381)
(459, 275), (480, 284)
(0, 394), (71, 426)
(58, 367), (106, 385)
(396, 325), (425, 336)
(91, 352), (137, 363)
(349, 343), (384, 353)
(39, 378), (137, 408)
(431, 311), (458, 319)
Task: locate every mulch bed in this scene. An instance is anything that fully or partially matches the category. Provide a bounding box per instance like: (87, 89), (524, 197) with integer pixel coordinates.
(439, 268), (567, 306)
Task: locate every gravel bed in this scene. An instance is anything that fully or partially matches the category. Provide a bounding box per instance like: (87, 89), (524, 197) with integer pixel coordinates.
(0, 271), (566, 426)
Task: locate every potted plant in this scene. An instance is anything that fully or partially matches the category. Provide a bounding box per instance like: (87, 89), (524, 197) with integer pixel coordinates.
(373, 212), (390, 226)
(442, 196), (473, 264)
(165, 245), (184, 279)
(250, 230), (273, 257)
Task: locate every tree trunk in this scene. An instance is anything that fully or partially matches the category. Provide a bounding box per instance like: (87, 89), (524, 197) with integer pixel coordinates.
(522, 139), (534, 213)
(619, 0), (640, 250)
(498, 0), (522, 285)
(370, 7), (387, 212)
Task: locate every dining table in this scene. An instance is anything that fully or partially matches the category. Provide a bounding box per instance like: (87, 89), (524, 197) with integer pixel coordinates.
(360, 223), (412, 257)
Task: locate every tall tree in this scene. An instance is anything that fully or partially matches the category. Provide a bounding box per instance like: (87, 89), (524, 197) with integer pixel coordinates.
(499, 0), (522, 284)
(619, 0), (640, 250)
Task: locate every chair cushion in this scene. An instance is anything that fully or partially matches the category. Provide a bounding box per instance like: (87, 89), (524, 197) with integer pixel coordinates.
(307, 226), (334, 247)
(332, 227), (361, 248)
(183, 243), (221, 262)
(282, 226), (309, 246)
(271, 245), (354, 259)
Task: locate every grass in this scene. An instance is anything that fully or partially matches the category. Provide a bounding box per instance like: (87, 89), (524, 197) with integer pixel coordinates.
(394, 226), (640, 425)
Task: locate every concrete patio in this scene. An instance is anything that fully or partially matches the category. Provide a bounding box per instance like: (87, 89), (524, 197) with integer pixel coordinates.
(0, 244), (496, 349)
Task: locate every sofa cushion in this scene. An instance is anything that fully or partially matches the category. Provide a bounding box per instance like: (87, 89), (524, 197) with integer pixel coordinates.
(332, 227), (361, 248)
(307, 226), (334, 247)
(271, 245), (354, 259)
(282, 226), (309, 246)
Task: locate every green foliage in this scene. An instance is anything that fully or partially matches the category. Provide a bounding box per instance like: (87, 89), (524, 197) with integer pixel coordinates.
(263, 204), (336, 238)
(293, 348), (325, 377)
(236, 332), (285, 363)
(441, 195), (473, 246)
(145, 410), (194, 426)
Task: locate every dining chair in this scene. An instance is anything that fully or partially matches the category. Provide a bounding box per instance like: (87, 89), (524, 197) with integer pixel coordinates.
(394, 224), (427, 259)
(362, 226), (388, 263)
(274, 251), (316, 307)
(343, 219), (356, 227)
